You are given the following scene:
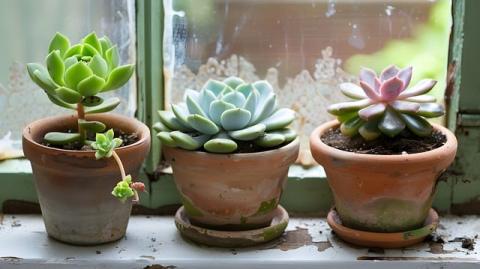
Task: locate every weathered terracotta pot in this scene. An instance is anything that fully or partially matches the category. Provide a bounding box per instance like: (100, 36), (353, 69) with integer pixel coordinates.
(23, 113), (150, 245)
(163, 138), (299, 230)
(310, 120), (457, 233)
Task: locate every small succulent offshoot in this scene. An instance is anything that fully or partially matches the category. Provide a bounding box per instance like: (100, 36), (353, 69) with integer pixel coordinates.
(328, 65), (445, 140)
(92, 129), (145, 202)
(26, 32), (135, 146)
(155, 77), (297, 153)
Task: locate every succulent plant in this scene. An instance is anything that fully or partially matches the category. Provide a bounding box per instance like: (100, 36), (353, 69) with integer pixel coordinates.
(155, 77), (297, 153)
(328, 65), (444, 140)
(26, 32), (134, 145)
(92, 129), (145, 202)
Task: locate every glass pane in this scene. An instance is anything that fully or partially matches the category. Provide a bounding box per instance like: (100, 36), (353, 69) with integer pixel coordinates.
(0, 0), (136, 146)
(164, 0), (451, 165)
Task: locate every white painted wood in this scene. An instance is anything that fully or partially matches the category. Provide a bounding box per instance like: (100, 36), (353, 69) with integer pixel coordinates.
(0, 214), (478, 269)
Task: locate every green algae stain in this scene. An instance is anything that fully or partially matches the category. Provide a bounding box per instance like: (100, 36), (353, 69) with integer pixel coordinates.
(181, 193), (204, 217)
(262, 221), (288, 241)
(254, 198), (277, 216)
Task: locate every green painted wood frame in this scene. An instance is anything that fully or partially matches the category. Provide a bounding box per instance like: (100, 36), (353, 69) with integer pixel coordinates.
(1, 0), (479, 215)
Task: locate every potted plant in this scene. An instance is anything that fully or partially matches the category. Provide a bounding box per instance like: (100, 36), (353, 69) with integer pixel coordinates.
(22, 32), (150, 245)
(155, 77), (299, 247)
(310, 66), (457, 248)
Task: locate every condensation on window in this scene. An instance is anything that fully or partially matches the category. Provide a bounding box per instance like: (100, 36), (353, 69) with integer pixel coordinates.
(164, 0), (451, 165)
(0, 0), (136, 145)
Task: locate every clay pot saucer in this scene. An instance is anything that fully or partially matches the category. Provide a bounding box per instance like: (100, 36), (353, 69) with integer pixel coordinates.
(175, 205), (289, 248)
(327, 208), (439, 248)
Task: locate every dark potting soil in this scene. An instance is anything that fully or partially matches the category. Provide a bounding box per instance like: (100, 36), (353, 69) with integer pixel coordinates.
(321, 127), (446, 155)
(42, 128), (139, 151)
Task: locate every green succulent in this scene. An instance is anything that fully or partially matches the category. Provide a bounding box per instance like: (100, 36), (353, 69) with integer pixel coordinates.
(91, 129), (122, 160)
(155, 77), (297, 153)
(111, 175), (135, 202)
(93, 129), (145, 203)
(26, 32), (135, 146)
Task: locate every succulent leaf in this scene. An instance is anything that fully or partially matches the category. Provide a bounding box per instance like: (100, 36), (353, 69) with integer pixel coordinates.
(44, 132), (81, 145)
(340, 116), (363, 137)
(380, 77), (404, 101)
(186, 94), (207, 117)
(378, 108), (405, 137)
(358, 103), (386, 120)
(105, 45), (120, 70)
(158, 110), (191, 132)
(242, 88), (259, 116)
(77, 75), (105, 97)
(91, 129), (122, 159)
(170, 131), (210, 150)
(399, 113), (433, 137)
(223, 76), (244, 90)
(255, 133), (285, 148)
(153, 121), (172, 132)
(171, 103), (193, 129)
(397, 66), (413, 89)
(359, 67), (378, 90)
(222, 91), (246, 108)
(46, 50), (65, 85)
(85, 97), (121, 114)
(328, 99), (371, 116)
(340, 83), (368, 99)
(416, 103), (445, 118)
(203, 79), (226, 95)
(48, 32), (71, 57)
(204, 133), (238, 153)
(187, 114), (220, 135)
(399, 79), (437, 98)
(209, 100), (235, 125)
(220, 108), (251, 131)
(404, 95), (436, 103)
(63, 44), (82, 59)
(358, 119), (382, 141)
(157, 131), (177, 147)
(252, 93), (276, 124)
(89, 54), (109, 78)
(228, 123), (266, 141)
(55, 87), (82, 104)
(78, 119), (106, 133)
(380, 65), (399, 82)
(260, 108), (295, 131)
(389, 100), (420, 113)
(236, 83), (254, 97)
(101, 64), (134, 92)
(267, 128), (297, 143)
(83, 32), (102, 54)
(65, 61), (93, 90)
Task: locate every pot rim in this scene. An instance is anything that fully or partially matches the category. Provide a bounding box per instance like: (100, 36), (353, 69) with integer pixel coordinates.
(22, 113), (150, 155)
(310, 120), (457, 163)
(163, 136), (300, 160)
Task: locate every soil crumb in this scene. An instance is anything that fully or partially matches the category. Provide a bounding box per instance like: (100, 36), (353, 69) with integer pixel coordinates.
(42, 128), (139, 151)
(321, 127), (446, 155)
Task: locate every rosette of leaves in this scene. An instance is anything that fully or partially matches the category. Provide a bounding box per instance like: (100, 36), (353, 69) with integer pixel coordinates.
(155, 77), (297, 153)
(26, 32), (134, 145)
(92, 129), (145, 202)
(328, 65), (445, 140)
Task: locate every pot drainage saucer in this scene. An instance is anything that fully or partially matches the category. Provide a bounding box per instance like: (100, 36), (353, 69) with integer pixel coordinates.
(327, 208), (439, 248)
(175, 205), (289, 248)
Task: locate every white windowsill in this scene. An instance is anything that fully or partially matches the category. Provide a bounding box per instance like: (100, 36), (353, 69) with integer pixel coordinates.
(0, 214), (478, 269)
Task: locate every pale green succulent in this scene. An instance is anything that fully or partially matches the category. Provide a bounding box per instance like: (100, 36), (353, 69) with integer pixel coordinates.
(93, 129), (145, 203)
(155, 77), (297, 153)
(26, 32), (134, 146)
(91, 129), (122, 160)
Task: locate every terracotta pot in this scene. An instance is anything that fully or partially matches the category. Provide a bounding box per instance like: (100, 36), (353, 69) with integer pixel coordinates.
(163, 138), (299, 230)
(310, 120), (457, 233)
(23, 113), (150, 245)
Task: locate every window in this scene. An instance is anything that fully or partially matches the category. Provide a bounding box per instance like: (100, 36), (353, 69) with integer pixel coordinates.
(163, 0), (451, 165)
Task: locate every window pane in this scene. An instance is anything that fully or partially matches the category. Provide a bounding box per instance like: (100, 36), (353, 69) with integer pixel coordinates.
(0, 0), (136, 145)
(164, 0), (451, 165)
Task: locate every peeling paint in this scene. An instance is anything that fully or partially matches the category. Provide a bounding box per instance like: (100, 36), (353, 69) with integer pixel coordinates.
(273, 227), (332, 252)
(144, 265), (176, 269)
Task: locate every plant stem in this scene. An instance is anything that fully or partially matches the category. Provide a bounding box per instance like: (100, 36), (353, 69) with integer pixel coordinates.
(77, 102), (86, 144)
(113, 151), (139, 203)
(112, 151), (126, 180)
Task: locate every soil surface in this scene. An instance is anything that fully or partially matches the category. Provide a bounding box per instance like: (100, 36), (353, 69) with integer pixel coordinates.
(321, 127), (446, 155)
(42, 128), (139, 151)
